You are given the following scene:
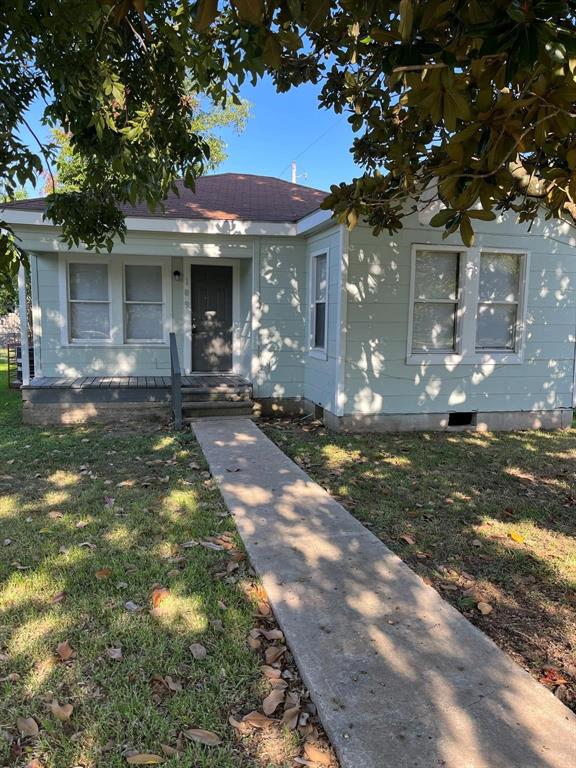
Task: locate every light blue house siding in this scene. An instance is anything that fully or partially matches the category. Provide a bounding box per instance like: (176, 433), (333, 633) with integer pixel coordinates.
(21, 207), (576, 429)
(342, 213), (575, 424)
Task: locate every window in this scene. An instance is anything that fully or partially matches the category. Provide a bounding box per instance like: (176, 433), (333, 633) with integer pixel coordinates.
(411, 250), (461, 353)
(68, 262), (110, 341)
(476, 252), (521, 351)
(124, 265), (164, 342)
(408, 246), (528, 363)
(310, 252), (328, 352)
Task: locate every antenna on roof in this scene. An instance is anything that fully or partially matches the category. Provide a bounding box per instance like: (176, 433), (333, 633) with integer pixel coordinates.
(290, 161), (308, 184)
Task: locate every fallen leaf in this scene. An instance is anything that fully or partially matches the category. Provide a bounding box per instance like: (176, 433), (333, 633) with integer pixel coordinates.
(265, 645), (286, 665)
(471, 539), (482, 548)
(257, 601), (271, 616)
(17, 716), (39, 737)
(303, 742), (332, 765)
(261, 665), (282, 680)
(261, 628), (284, 641)
(124, 601), (141, 612)
(399, 534), (415, 546)
(509, 531), (525, 544)
(477, 601), (493, 616)
(51, 591), (66, 604)
(190, 643), (207, 660)
(540, 668), (569, 686)
(183, 728), (222, 746)
(151, 587), (170, 609)
(50, 700), (73, 721)
(262, 688), (285, 715)
(106, 647), (123, 661)
(56, 640), (75, 661)
(282, 706), (300, 730)
(160, 744), (182, 757)
(95, 568), (112, 580)
(126, 755), (164, 765)
(26, 760), (43, 768)
(242, 711), (275, 729)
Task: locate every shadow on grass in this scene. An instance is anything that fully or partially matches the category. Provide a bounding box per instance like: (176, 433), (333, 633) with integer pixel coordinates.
(0, 393), (273, 767)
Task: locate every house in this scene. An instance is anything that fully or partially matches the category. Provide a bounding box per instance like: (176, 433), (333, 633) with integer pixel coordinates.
(3, 172), (575, 430)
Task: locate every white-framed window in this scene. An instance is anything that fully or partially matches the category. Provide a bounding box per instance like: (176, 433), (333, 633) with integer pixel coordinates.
(67, 262), (111, 342)
(411, 249), (462, 354)
(476, 251), (522, 352)
(309, 250), (328, 357)
(407, 245), (529, 364)
(123, 264), (164, 342)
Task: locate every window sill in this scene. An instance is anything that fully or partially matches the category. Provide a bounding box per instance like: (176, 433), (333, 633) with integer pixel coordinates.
(406, 352), (524, 366)
(308, 347), (328, 361)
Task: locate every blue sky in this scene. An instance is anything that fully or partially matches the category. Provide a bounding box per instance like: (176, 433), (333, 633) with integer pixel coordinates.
(22, 75), (359, 196)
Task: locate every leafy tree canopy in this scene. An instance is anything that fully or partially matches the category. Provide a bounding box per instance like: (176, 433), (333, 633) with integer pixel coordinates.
(2, 0), (576, 283)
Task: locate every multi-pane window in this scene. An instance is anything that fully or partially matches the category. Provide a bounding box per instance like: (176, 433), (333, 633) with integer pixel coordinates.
(411, 250), (460, 353)
(409, 247), (527, 361)
(311, 253), (327, 351)
(68, 262), (110, 341)
(476, 252), (521, 351)
(124, 265), (164, 342)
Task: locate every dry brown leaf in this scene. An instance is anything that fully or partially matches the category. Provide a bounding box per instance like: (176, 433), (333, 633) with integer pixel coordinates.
(183, 728), (222, 746)
(282, 706), (300, 730)
(160, 744), (181, 757)
(399, 534), (415, 546)
(17, 716), (39, 737)
(303, 742), (332, 766)
(50, 700), (73, 722)
(242, 710), (275, 729)
(51, 591), (66, 604)
(477, 601), (493, 616)
(95, 568), (112, 580)
(126, 755), (164, 765)
(106, 647), (123, 661)
(190, 643), (207, 660)
(260, 628), (283, 641)
(56, 640), (74, 661)
(257, 601), (271, 616)
(164, 675), (182, 692)
(151, 587), (170, 609)
(260, 665), (282, 680)
(262, 688), (285, 715)
(265, 645), (286, 665)
(26, 760), (43, 768)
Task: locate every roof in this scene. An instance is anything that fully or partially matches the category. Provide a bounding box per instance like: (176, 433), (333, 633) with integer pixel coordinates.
(3, 173), (327, 223)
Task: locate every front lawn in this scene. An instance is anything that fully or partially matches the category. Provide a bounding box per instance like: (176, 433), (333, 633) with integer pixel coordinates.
(0, 359), (312, 768)
(262, 417), (576, 712)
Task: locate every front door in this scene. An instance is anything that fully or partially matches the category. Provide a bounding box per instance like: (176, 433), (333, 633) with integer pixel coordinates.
(191, 265), (233, 372)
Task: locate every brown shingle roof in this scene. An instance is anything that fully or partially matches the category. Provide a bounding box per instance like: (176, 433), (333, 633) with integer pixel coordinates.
(3, 173), (327, 223)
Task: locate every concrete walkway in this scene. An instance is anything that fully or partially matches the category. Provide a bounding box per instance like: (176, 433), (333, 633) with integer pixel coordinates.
(193, 418), (576, 768)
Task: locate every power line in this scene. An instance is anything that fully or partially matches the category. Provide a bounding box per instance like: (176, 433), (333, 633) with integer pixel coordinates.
(278, 115), (347, 180)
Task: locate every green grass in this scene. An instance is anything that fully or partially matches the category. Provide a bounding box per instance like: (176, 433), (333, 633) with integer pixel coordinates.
(262, 417), (576, 711)
(0, 356), (289, 767)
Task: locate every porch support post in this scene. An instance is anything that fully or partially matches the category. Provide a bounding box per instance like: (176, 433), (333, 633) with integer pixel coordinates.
(18, 262), (30, 386)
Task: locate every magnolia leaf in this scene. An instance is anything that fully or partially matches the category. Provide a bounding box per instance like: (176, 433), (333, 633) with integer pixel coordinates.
(262, 687), (285, 715)
(95, 568), (112, 580)
(242, 710), (275, 729)
(126, 755), (164, 765)
(50, 700), (73, 721)
(106, 647), (123, 661)
(194, 0), (218, 30)
(398, 0), (413, 41)
(265, 645), (286, 665)
(17, 716), (39, 737)
(459, 215), (474, 247)
(303, 742), (332, 765)
(190, 643), (207, 660)
(183, 728), (222, 746)
(56, 640), (75, 661)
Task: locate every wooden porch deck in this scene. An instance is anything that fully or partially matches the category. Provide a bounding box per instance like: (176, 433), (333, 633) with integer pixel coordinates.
(24, 374), (249, 391)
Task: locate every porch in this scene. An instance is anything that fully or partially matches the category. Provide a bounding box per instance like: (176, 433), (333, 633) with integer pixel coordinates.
(21, 373), (255, 426)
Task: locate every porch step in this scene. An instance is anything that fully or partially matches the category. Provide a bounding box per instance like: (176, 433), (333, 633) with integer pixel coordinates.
(181, 389), (252, 403)
(181, 399), (259, 420)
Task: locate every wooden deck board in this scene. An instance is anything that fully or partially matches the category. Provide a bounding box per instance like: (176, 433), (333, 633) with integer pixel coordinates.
(26, 374), (250, 391)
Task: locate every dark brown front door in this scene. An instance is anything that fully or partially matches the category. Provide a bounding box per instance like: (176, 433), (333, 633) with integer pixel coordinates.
(191, 265), (233, 372)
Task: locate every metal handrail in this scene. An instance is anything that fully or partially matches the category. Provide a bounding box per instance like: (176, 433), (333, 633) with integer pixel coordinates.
(169, 332), (182, 429)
